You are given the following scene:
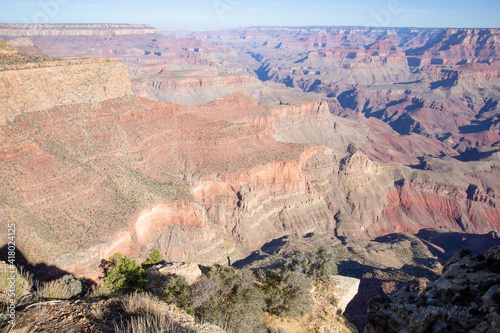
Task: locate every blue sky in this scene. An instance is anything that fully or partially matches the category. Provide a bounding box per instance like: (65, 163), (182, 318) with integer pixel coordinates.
(0, 0), (498, 30)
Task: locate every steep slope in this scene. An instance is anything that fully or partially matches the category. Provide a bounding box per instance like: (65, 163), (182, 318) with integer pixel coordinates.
(0, 58), (131, 123)
(365, 246), (500, 333)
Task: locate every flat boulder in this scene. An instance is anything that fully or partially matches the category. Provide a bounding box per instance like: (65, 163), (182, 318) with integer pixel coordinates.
(147, 262), (202, 289)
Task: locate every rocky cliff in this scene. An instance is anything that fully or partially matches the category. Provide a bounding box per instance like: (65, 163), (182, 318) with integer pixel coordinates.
(1, 43), (500, 280)
(0, 58), (131, 124)
(365, 246), (500, 333)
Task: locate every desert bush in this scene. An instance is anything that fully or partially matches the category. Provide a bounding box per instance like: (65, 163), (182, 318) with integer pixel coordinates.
(190, 267), (266, 333)
(161, 275), (192, 309)
(101, 253), (147, 294)
(36, 274), (82, 300)
(89, 281), (112, 298)
(282, 246), (338, 280)
(0, 266), (32, 302)
(141, 249), (165, 270)
(122, 292), (164, 317)
(117, 292), (198, 333)
(262, 270), (313, 318)
(36, 279), (72, 300)
(459, 248), (472, 258)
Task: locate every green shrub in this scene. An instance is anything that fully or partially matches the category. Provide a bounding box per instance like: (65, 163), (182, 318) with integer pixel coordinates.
(262, 270), (313, 318)
(190, 267), (266, 333)
(102, 253), (147, 294)
(282, 246), (338, 280)
(98, 247), (337, 332)
(161, 275), (192, 310)
(141, 250), (165, 270)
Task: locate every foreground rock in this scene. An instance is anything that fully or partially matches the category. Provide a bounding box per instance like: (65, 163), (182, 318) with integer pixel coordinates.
(331, 276), (360, 314)
(12, 296), (225, 333)
(266, 275), (359, 333)
(365, 246), (500, 333)
(147, 262), (202, 294)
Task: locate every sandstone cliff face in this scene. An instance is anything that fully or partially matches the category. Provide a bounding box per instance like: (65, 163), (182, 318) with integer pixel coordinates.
(0, 39), (15, 55)
(365, 246), (500, 333)
(3, 76), (499, 280)
(0, 58), (132, 124)
(192, 145), (339, 249)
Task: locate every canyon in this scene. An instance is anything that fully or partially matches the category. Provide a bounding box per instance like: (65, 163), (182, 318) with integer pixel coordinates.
(191, 27), (500, 150)
(1, 23), (500, 331)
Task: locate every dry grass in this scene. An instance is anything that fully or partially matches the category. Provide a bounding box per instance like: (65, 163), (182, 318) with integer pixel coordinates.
(0, 265), (33, 301)
(113, 314), (191, 333)
(1, 322), (33, 333)
(115, 292), (196, 333)
(91, 307), (105, 320)
(121, 292), (165, 316)
(89, 281), (112, 299)
(35, 279), (72, 300)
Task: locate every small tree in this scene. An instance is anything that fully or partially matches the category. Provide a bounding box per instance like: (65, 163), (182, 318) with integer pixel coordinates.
(141, 249), (165, 270)
(102, 253), (147, 294)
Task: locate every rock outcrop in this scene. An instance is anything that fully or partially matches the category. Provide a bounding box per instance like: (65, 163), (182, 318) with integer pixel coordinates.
(0, 57), (131, 124)
(266, 275), (359, 333)
(14, 296), (225, 333)
(147, 263), (202, 295)
(331, 275), (360, 314)
(365, 246), (500, 333)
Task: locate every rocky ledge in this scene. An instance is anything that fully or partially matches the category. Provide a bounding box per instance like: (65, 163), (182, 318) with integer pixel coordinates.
(365, 246), (500, 333)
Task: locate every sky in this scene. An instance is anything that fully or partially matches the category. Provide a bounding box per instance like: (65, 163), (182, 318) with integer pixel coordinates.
(0, 0), (499, 30)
